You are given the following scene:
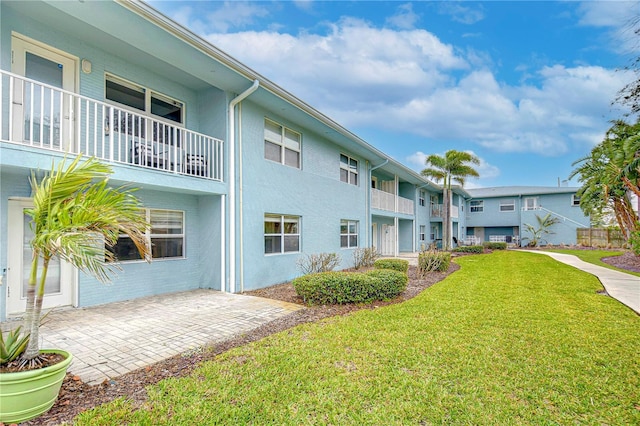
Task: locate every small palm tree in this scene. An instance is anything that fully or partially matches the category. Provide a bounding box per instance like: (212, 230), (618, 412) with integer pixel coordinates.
(521, 213), (561, 247)
(20, 155), (149, 367)
(421, 150), (479, 250)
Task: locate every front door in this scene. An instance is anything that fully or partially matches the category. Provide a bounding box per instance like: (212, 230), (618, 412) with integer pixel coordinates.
(381, 224), (396, 256)
(6, 199), (74, 316)
(11, 34), (77, 150)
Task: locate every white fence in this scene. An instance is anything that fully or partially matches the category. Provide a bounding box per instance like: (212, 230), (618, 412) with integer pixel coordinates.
(1, 70), (223, 180)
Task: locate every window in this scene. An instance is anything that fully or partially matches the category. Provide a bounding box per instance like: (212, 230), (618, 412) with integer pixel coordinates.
(572, 194), (581, 206)
(470, 200), (484, 213)
(105, 74), (184, 124)
(105, 75), (184, 146)
(500, 199), (515, 212)
(524, 197), (538, 211)
(340, 154), (358, 185)
(419, 225), (426, 242)
(419, 191), (426, 207)
(264, 119), (301, 168)
(109, 209), (184, 261)
(340, 220), (358, 248)
(265, 214), (300, 254)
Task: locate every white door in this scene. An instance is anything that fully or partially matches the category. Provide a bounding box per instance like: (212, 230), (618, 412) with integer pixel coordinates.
(6, 199), (74, 316)
(381, 224), (395, 256)
(372, 223), (378, 253)
(11, 34), (77, 150)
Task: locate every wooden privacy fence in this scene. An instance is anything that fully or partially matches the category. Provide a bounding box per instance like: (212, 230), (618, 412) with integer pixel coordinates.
(577, 228), (626, 248)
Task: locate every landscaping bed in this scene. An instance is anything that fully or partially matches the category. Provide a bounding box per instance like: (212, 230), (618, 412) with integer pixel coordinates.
(23, 264), (456, 425)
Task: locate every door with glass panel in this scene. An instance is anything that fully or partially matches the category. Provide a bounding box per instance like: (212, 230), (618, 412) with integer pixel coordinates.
(6, 199), (73, 316)
(11, 34), (77, 150)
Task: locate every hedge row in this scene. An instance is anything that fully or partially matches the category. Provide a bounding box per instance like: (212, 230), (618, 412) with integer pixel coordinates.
(292, 269), (408, 305)
(482, 242), (507, 250)
(373, 258), (409, 273)
(452, 245), (484, 254)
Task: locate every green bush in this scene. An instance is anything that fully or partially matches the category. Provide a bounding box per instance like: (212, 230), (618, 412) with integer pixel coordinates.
(629, 231), (640, 256)
(292, 269), (407, 305)
(417, 251), (451, 277)
(373, 258), (409, 273)
(452, 245), (484, 254)
(482, 242), (507, 250)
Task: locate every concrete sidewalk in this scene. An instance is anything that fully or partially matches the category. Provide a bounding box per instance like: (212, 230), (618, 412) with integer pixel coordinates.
(26, 289), (303, 385)
(522, 250), (640, 315)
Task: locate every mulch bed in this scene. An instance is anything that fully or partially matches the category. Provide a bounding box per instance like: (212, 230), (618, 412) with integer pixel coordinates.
(19, 264), (456, 426)
(15, 249), (638, 426)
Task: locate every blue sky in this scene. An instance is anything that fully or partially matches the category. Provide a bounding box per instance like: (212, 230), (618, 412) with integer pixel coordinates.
(149, 0), (638, 188)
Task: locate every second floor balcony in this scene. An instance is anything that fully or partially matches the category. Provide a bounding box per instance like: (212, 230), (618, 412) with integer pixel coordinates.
(1, 70), (224, 181)
(371, 188), (414, 215)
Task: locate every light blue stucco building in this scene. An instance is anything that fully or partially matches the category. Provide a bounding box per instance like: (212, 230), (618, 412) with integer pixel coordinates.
(0, 1), (590, 321)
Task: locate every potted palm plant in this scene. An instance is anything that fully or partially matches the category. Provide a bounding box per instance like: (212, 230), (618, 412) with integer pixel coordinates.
(0, 155), (149, 423)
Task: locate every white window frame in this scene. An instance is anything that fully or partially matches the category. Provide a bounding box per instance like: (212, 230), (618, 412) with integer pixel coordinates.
(419, 190), (426, 207)
(264, 214), (300, 255)
(340, 153), (358, 185)
(571, 194), (580, 206)
(524, 197), (538, 211)
(340, 220), (359, 249)
(470, 200), (484, 213)
(264, 118), (301, 168)
(419, 225), (426, 242)
(110, 208), (185, 262)
(499, 199), (515, 212)
(105, 73), (185, 125)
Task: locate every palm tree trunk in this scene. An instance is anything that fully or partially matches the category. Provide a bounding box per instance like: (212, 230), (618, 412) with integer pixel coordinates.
(23, 255), (49, 360)
(443, 188), (451, 251)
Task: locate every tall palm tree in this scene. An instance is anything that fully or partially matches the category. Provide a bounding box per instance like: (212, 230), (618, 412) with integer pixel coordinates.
(421, 150), (480, 250)
(21, 155), (149, 366)
(570, 120), (640, 241)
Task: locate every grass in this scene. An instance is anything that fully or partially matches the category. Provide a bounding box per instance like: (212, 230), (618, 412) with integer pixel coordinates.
(546, 248), (640, 277)
(75, 251), (640, 425)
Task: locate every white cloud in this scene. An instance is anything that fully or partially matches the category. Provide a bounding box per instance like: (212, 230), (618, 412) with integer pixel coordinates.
(577, 1), (637, 28)
(386, 3), (420, 30)
(172, 7), (631, 157)
(195, 1), (270, 33)
(437, 3), (485, 25)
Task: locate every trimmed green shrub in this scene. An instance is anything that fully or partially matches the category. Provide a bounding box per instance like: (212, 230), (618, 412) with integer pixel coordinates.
(417, 251), (450, 277)
(482, 242), (507, 250)
(366, 269), (408, 297)
(452, 245), (484, 254)
(374, 258), (409, 273)
(292, 269), (407, 305)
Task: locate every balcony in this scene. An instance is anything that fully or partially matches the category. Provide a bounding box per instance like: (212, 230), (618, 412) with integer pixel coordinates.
(371, 188), (414, 215)
(0, 70), (223, 181)
(430, 204), (459, 219)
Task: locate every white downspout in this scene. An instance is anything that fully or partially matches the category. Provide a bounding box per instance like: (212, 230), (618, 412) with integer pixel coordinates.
(369, 159), (388, 246)
(228, 79), (259, 293)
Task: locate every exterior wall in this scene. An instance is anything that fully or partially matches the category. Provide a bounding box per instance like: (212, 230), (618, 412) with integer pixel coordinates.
(466, 196), (521, 228)
(520, 193), (589, 246)
(79, 189), (220, 306)
(238, 102), (368, 290)
(398, 219), (414, 252)
(415, 188), (432, 250)
(464, 191), (590, 246)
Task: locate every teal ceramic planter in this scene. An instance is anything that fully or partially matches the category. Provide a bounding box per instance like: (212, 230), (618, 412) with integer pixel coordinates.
(0, 349), (72, 423)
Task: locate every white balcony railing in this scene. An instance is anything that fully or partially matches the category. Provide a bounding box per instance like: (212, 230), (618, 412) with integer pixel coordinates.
(431, 204), (459, 218)
(1, 70), (223, 181)
(371, 188), (414, 215)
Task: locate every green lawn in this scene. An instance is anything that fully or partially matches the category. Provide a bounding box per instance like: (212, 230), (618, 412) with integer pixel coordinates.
(546, 248), (640, 277)
(75, 251), (640, 425)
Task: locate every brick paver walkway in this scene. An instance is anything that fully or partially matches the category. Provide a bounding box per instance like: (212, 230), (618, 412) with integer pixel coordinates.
(32, 289), (303, 385)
